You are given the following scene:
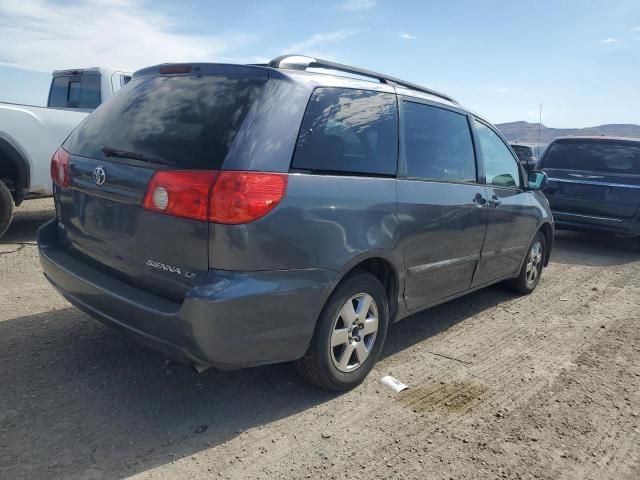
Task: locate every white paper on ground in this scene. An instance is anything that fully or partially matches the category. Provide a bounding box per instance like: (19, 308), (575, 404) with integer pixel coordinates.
(380, 375), (408, 393)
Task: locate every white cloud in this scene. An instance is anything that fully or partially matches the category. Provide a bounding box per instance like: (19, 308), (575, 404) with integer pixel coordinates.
(635, 26), (640, 31)
(400, 33), (416, 40)
(284, 30), (359, 54)
(600, 37), (618, 44)
(342, 0), (376, 10)
(497, 87), (509, 93)
(0, 0), (254, 73)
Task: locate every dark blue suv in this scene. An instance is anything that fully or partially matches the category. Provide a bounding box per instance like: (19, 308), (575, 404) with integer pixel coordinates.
(540, 136), (640, 236)
(38, 56), (553, 390)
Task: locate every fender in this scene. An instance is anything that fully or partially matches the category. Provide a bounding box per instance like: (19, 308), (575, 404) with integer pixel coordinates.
(332, 248), (406, 322)
(0, 134), (31, 205)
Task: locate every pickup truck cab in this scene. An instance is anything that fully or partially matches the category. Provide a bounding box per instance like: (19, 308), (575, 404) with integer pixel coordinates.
(0, 67), (131, 237)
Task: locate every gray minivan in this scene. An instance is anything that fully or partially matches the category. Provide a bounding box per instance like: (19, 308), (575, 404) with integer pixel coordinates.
(38, 56), (554, 390)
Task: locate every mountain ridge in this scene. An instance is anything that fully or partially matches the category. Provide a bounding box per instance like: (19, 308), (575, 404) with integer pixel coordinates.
(496, 121), (640, 144)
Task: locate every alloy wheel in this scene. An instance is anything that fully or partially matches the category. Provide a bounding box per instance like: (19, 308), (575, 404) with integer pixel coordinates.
(525, 240), (544, 287)
(330, 293), (379, 373)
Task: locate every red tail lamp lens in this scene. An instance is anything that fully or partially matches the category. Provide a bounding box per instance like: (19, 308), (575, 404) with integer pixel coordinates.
(209, 172), (288, 224)
(51, 147), (71, 188)
(142, 170), (287, 223)
(143, 170), (218, 221)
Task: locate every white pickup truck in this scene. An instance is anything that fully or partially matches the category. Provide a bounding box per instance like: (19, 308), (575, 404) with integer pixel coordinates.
(0, 67), (131, 237)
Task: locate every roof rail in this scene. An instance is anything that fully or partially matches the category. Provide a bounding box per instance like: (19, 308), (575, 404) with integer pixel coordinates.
(268, 55), (458, 104)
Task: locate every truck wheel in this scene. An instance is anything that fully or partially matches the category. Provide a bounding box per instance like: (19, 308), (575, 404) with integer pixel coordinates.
(0, 179), (14, 238)
(296, 271), (389, 391)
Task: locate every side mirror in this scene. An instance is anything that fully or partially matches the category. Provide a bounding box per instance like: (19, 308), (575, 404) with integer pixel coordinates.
(527, 170), (548, 190)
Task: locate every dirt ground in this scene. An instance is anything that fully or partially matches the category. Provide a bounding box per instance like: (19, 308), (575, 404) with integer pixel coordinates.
(1, 198), (639, 480)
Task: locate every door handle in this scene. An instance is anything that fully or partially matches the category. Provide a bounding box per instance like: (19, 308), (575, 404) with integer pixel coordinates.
(473, 193), (486, 205)
(488, 195), (501, 207)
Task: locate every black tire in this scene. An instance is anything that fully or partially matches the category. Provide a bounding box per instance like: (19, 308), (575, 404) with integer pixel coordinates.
(0, 179), (14, 239)
(296, 271), (389, 391)
(507, 231), (546, 294)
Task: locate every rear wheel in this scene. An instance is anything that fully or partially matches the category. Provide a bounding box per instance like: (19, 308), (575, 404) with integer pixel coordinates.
(507, 231), (546, 294)
(296, 272), (389, 391)
(0, 179), (14, 239)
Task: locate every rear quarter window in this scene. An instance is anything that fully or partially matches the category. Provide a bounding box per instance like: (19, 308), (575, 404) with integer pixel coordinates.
(291, 88), (398, 176)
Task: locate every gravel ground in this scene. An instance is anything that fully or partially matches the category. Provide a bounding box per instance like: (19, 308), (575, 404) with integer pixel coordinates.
(1, 199), (639, 480)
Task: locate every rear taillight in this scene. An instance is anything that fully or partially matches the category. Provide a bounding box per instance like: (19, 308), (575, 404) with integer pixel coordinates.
(143, 171), (218, 221)
(51, 147), (71, 188)
(209, 172), (288, 224)
(142, 170), (287, 224)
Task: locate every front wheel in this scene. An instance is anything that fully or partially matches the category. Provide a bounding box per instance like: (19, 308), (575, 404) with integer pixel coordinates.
(507, 231), (546, 294)
(0, 179), (14, 239)
(296, 271), (389, 391)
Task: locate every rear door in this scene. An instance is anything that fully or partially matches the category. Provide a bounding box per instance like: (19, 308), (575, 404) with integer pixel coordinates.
(57, 67), (267, 300)
(397, 100), (487, 310)
(540, 139), (640, 220)
(472, 119), (535, 285)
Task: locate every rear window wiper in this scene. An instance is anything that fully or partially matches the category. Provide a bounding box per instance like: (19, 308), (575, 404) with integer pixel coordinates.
(100, 146), (174, 166)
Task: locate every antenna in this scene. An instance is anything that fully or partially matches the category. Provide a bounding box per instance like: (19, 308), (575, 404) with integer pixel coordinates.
(538, 102), (543, 156)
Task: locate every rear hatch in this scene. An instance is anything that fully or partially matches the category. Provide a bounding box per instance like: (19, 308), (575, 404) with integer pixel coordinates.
(55, 65), (267, 301)
(511, 145), (537, 169)
(540, 138), (640, 220)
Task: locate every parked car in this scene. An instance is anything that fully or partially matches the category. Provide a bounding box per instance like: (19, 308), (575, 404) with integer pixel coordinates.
(510, 142), (543, 172)
(0, 67), (131, 237)
(38, 56), (553, 390)
(539, 136), (640, 236)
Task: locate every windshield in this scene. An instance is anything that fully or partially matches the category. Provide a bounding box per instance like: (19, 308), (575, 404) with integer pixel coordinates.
(64, 75), (265, 169)
(541, 140), (640, 175)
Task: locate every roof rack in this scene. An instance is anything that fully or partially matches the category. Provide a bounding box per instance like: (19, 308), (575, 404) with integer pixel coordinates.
(268, 55), (458, 104)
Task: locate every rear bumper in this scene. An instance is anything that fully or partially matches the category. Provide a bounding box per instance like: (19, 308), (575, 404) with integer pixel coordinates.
(552, 210), (640, 236)
(38, 219), (337, 370)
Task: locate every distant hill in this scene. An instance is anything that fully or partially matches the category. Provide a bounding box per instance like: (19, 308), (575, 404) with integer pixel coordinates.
(496, 121), (640, 144)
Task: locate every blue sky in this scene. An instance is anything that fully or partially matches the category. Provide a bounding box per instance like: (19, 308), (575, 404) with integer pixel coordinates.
(0, 0), (638, 128)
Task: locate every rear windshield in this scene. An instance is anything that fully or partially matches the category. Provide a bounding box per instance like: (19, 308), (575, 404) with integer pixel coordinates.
(48, 75), (101, 109)
(541, 140), (640, 175)
(511, 145), (533, 160)
(64, 75), (265, 170)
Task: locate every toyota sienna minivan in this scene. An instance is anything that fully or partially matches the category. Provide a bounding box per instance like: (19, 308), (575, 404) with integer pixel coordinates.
(39, 56), (554, 390)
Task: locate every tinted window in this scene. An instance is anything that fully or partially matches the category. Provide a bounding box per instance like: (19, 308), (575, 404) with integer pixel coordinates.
(403, 102), (476, 182)
(48, 77), (69, 108)
(64, 75), (265, 170)
(475, 121), (520, 188)
(541, 140), (640, 175)
(511, 145), (533, 161)
(292, 88), (398, 175)
(77, 75), (101, 108)
(48, 75), (102, 109)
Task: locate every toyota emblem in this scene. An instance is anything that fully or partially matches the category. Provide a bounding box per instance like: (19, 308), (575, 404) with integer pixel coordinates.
(93, 166), (106, 186)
